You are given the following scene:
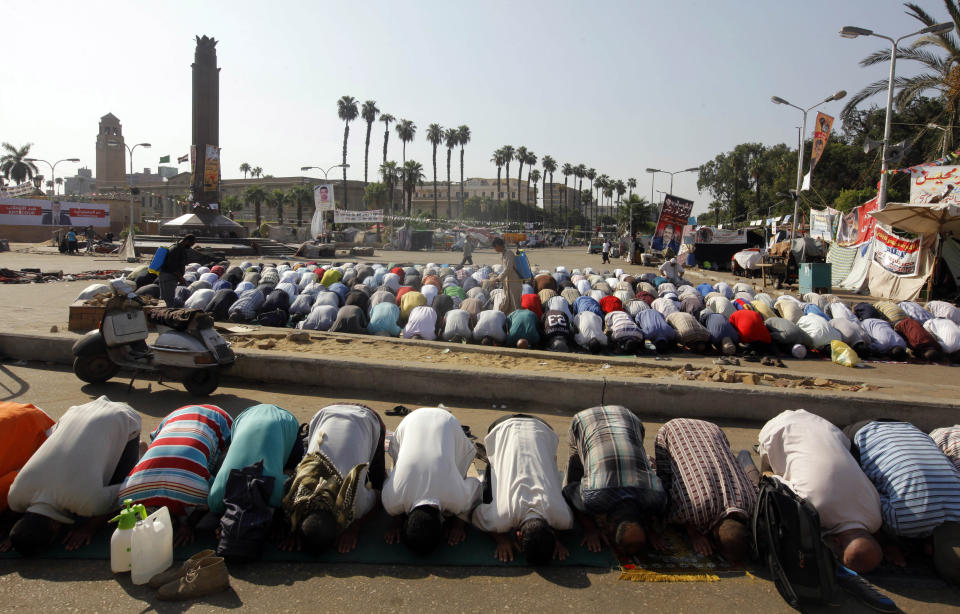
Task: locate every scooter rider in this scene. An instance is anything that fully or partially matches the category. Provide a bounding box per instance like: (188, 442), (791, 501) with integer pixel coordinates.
(158, 235), (197, 308)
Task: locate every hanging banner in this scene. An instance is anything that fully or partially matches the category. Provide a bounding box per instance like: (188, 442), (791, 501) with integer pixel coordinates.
(692, 226), (746, 244)
(202, 145), (220, 192)
(809, 210), (834, 240)
(333, 209), (384, 224)
(809, 112), (834, 174)
(910, 165), (960, 205)
(314, 184), (334, 212)
(0, 183), (37, 197)
(0, 198), (111, 226)
(836, 196), (878, 246)
(873, 225), (922, 276)
(651, 194), (694, 252)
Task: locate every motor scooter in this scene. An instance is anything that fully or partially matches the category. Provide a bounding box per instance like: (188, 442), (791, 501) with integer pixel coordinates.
(72, 290), (235, 395)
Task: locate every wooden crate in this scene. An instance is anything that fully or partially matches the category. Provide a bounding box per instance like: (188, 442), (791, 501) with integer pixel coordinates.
(68, 303), (105, 332)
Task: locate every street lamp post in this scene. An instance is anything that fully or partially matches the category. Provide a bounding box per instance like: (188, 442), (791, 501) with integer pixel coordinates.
(24, 157), (80, 196)
(927, 123), (950, 158)
(646, 167), (699, 197)
(771, 91), (846, 238)
(840, 22), (954, 209)
(108, 141), (150, 234)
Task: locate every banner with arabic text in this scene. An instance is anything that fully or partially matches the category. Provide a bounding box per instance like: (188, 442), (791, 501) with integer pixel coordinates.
(691, 226), (746, 244)
(911, 165), (960, 205)
(203, 145), (220, 192)
(836, 196), (878, 246)
(334, 209), (383, 223)
(651, 194), (694, 252)
(0, 183), (37, 197)
(0, 198), (111, 226)
(872, 225), (922, 276)
(809, 210), (834, 240)
(809, 112), (834, 174)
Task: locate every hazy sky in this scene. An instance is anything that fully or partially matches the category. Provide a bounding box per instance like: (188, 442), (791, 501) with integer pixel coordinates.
(0, 0), (944, 214)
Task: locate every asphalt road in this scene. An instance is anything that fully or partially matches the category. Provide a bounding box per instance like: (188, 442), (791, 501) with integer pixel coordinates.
(0, 363), (958, 613)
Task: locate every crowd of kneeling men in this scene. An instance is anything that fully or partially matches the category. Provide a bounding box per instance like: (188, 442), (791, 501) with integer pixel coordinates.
(1, 399), (958, 598)
(119, 258), (960, 361)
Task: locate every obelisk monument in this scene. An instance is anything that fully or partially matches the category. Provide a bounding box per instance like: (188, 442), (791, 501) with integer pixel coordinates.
(190, 35), (220, 209)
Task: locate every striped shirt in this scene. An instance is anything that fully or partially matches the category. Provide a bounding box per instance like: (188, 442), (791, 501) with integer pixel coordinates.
(853, 421), (960, 538)
(655, 419), (757, 532)
(119, 405), (233, 515)
(930, 426), (960, 471)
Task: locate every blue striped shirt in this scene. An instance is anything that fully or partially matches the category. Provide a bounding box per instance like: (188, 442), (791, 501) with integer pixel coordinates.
(854, 421), (960, 538)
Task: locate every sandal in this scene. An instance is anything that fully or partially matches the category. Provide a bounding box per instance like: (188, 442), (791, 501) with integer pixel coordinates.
(386, 405), (410, 417)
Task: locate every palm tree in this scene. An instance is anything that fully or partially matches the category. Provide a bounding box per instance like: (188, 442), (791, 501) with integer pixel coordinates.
(457, 125), (471, 219)
(515, 147), (529, 208)
(541, 155), (557, 214)
(615, 180), (627, 211)
(524, 150), (537, 205)
(575, 164), (587, 218)
(239, 162), (251, 179)
(586, 168), (597, 227)
(400, 160), (425, 215)
(445, 129), (459, 217)
(529, 169), (541, 209)
(54, 177), (63, 195)
(426, 123), (443, 218)
(268, 189), (286, 224)
(379, 113), (395, 164)
(502, 145), (516, 222)
(0, 143), (38, 184)
(380, 161), (400, 217)
(242, 184), (267, 227)
(491, 148), (505, 208)
(627, 177), (637, 201)
(396, 119), (416, 163)
(287, 184), (312, 226)
(561, 163), (573, 223)
(251, 166), (263, 178)
(360, 100), (379, 183)
(841, 1), (960, 142)
(337, 95), (359, 208)
(595, 175), (608, 214)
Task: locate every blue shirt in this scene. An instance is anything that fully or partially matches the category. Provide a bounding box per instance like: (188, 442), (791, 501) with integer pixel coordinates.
(208, 404), (299, 513)
(636, 309), (675, 344)
(854, 421), (960, 538)
(368, 303), (402, 336)
(66, 231), (77, 241)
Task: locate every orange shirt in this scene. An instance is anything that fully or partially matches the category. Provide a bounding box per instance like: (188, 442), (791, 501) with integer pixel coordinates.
(0, 402), (54, 512)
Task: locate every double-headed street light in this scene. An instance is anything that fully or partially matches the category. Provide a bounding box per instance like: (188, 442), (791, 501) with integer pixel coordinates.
(771, 90), (846, 238)
(840, 21), (954, 209)
(24, 157), (80, 196)
(645, 166), (699, 197)
(300, 163), (349, 181)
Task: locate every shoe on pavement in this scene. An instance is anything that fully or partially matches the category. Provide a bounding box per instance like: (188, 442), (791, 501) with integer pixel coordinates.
(148, 549), (215, 589)
(157, 556), (230, 601)
(835, 564), (897, 613)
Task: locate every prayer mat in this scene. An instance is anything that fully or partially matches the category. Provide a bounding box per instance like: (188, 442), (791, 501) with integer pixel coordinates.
(617, 527), (747, 582)
(0, 510), (616, 568)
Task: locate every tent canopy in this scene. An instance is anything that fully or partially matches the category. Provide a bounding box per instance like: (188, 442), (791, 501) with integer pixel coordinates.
(870, 202), (960, 236)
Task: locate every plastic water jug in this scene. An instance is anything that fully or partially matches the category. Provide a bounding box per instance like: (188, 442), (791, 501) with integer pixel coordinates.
(109, 499), (147, 573)
(130, 506), (174, 585)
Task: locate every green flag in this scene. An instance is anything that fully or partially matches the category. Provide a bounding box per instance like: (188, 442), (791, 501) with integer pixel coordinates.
(159, 155), (170, 163)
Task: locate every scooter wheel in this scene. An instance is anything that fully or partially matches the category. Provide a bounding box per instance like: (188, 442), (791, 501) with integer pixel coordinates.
(73, 354), (120, 384)
(182, 369), (219, 396)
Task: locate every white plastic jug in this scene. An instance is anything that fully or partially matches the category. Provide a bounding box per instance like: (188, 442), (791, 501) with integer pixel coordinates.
(130, 506), (174, 585)
(109, 499), (147, 574)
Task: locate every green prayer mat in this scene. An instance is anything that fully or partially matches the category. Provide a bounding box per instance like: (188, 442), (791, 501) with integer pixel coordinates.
(0, 511), (615, 568)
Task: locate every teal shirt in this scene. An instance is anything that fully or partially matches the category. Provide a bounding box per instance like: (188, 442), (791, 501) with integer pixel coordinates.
(207, 404), (299, 513)
(507, 309), (541, 346)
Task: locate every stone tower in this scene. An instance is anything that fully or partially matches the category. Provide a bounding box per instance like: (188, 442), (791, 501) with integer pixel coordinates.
(191, 35), (220, 208)
(96, 113), (127, 188)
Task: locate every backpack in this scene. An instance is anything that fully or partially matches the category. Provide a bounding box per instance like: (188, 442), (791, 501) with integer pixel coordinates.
(148, 246), (170, 275)
(216, 460), (275, 563)
(514, 250), (533, 280)
(752, 475), (837, 608)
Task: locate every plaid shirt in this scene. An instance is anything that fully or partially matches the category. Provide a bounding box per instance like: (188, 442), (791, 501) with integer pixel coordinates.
(654, 418), (756, 532)
(564, 406), (665, 515)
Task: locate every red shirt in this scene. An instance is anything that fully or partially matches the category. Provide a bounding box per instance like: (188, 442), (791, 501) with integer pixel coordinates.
(396, 286), (414, 302)
(599, 295), (624, 314)
(521, 294), (543, 318)
(729, 310), (771, 344)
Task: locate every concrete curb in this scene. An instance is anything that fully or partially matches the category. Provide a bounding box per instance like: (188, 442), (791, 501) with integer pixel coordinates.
(1, 331), (954, 430)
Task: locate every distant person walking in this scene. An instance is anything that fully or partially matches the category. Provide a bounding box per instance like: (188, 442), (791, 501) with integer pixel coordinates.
(65, 229), (78, 254)
(84, 226), (96, 253)
(460, 238), (474, 266)
(157, 235), (197, 307)
(601, 240), (611, 264)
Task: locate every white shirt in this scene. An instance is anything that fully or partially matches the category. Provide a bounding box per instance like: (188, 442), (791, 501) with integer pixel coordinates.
(758, 409), (881, 535)
(473, 310), (507, 343)
(602, 242), (610, 253)
(307, 404), (382, 518)
(924, 318), (960, 354)
(381, 408), (481, 516)
(8, 396), (141, 523)
(472, 417), (573, 533)
(441, 309), (472, 341)
(573, 311), (607, 347)
(403, 305), (437, 340)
